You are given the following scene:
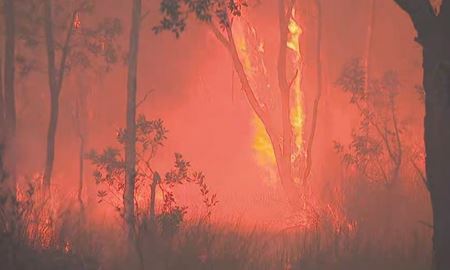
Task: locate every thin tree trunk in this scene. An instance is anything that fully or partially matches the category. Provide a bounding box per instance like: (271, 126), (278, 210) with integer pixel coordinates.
(364, 0), (375, 88)
(0, 52), (4, 186)
(278, 0), (294, 190)
(43, 0), (58, 190)
(3, 0), (17, 223)
(149, 172), (159, 224)
(78, 135), (85, 213)
(0, 54), (4, 128)
(124, 0), (141, 243)
(42, 1), (75, 189)
(4, 0), (16, 140)
(302, 0), (323, 184)
(393, 1), (450, 269)
(2, 1), (17, 267)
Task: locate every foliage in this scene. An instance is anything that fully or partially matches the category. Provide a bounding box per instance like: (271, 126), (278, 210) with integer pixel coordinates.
(153, 0), (248, 37)
(14, 0), (123, 77)
(335, 59), (404, 186)
(87, 115), (218, 230)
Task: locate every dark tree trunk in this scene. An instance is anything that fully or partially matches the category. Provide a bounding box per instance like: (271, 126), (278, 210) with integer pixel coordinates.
(78, 135), (85, 213)
(2, 1), (17, 267)
(43, 0), (59, 189)
(149, 172), (159, 224)
(394, 1), (450, 269)
(124, 0), (141, 242)
(424, 38), (450, 270)
(3, 0), (17, 220)
(4, 0), (16, 141)
(43, 1), (75, 189)
(0, 53), (4, 130)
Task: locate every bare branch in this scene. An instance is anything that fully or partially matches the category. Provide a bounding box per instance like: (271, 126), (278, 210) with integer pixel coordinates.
(136, 89), (154, 108)
(418, 220), (433, 229)
(410, 157), (429, 191)
(141, 9), (150, 22)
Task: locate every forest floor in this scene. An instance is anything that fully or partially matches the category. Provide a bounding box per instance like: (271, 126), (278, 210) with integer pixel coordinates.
(0, 217), (431, 270)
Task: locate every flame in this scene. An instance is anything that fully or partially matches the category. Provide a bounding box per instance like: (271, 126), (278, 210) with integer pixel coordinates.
(73, 12), (81, 30)
(233, 11), (305, 183)
(252, 117), (276, 165)
(287, 11), (305, 162)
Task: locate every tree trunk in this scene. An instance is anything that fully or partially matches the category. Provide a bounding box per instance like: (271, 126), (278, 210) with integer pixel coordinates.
(393, 1), (450, 269)
(425, 49), (450, 270)
(2, 1), (17, 267)
(124, 0), (141, 242)
(43, 93), (59, 189)
(4, 0), (16, 189)
(0, 53), (4, 129)
(426, 55), (450, 270)
(78, 134), (85, 214)
(364, 0), (375, 87)
(3, 0), (17, 226)
(42, 1), (75, 189)
(149, 172), (159, 224)
(43, 0), (59, 189)
(302, 0), (323, 184)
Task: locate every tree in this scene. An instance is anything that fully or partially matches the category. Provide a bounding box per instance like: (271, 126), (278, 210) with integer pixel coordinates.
(336, 60), (403, 187)
(0, 1), (17, 267)
(392, 1), (450, 269)
(124, 0), (142, 243)
(41, 0), (121, 190)
(155, 0), (322, 204)
(88, 115), (218, 239)
(0, 0), (17, 236)
(72, 74), (90, 215)
(304, 0), (323, 182)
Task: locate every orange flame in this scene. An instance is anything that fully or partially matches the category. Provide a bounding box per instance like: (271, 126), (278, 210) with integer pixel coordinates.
(233, 11), (305, 185)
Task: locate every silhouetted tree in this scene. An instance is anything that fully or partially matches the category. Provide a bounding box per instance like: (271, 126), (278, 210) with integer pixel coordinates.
(41, 0), (121, 191)
(124, 0), (142, 244)
(336, 60), (403, 187)
(393, 1), (450, 269)
(87, 115), (217, 234)
(0, 0), (17, 241)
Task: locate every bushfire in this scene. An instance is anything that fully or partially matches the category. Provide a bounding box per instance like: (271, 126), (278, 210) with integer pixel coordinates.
(0, 0), (440, 270)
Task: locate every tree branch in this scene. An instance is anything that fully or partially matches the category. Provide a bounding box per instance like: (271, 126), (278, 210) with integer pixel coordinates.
(136, 89), (154, 108)
(209, 22), (231, 50)
(410, 157), (429, 191)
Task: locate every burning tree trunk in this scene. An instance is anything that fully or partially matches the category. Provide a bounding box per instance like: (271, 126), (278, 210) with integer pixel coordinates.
(156, 0), (323, 205)
(42, 1), (76, 190)
(124, 0), (141, 242)
(393, 1), (450, 269)
(210, 0), (301, 201)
